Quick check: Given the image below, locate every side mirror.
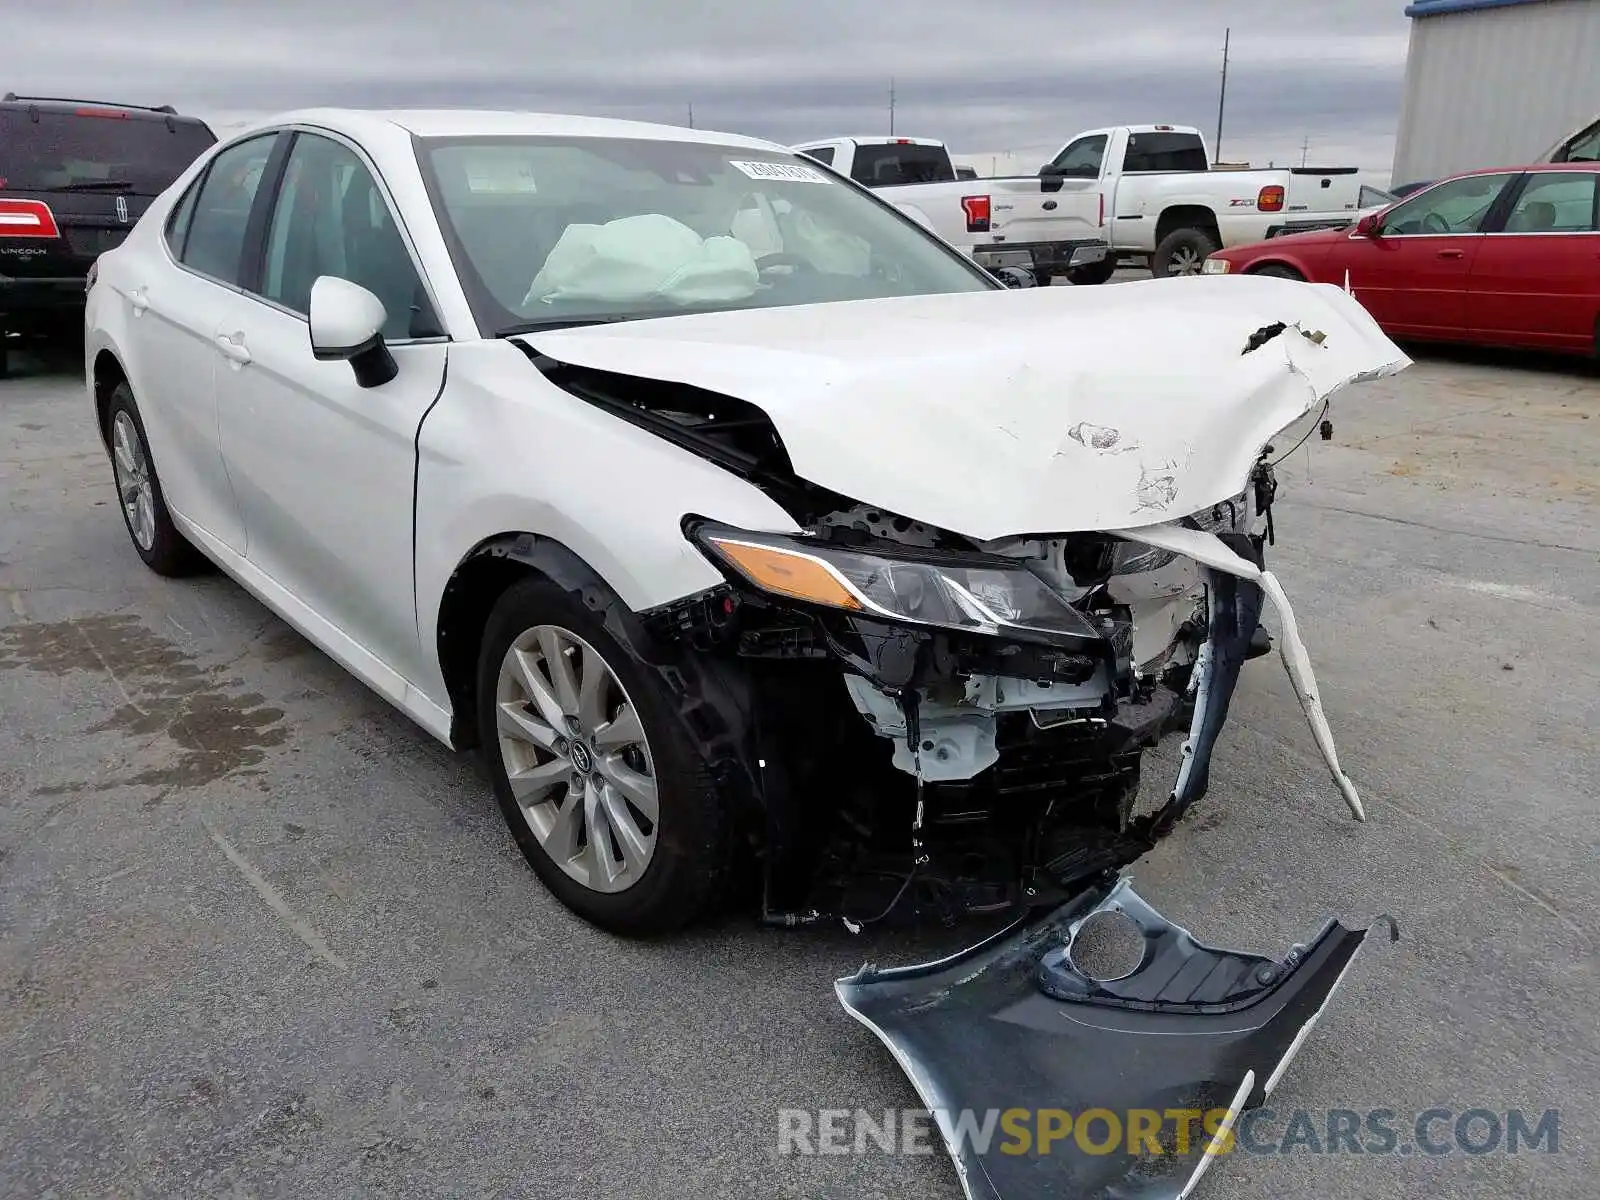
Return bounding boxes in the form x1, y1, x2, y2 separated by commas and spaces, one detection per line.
308, 276, 398, 388
1354, 212, 1383, 238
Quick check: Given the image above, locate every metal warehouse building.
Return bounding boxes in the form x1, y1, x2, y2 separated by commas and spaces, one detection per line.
1392, 0, 1600, 185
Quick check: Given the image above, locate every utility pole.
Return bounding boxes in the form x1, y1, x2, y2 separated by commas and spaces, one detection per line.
889, 77, 896, 136
1214, 28, 1230, 165
687, 103, 694, 128
1300, 135, 1311, 167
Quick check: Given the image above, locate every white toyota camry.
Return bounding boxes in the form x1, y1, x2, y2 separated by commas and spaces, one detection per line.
84, 108, 1406, 939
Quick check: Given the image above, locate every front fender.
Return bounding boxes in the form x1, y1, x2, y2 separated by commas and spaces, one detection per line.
412, 339, 803, 707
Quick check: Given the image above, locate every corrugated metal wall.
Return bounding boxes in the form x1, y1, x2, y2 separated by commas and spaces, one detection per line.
1392, 0, 1600, 184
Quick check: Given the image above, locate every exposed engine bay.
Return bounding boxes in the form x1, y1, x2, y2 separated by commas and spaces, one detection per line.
518, 275, 1409, 1200
524, 334, 1361, 929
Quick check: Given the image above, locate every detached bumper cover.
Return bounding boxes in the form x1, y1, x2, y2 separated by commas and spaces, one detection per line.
836, 875, 1387, 1200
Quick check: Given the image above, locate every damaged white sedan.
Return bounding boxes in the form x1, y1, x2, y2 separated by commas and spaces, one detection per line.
86, 108, 1407, 1199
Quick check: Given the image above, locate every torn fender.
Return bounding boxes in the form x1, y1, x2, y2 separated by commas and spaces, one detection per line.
837, 875, 1386, 1200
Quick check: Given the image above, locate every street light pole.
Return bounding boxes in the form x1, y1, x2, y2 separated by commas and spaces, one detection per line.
1214, 27, 1230, 164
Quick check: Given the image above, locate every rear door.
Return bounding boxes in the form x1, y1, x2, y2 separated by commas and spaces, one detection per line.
125, 131, 284, 555
1333, 172, 1518, 338
1466, 170, 1600, 351
0, 106, 215, 294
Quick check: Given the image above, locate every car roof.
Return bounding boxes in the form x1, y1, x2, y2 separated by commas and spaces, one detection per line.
1437, 162, 1600, 182
0, 94, 204, 124
234, 107, 783, 151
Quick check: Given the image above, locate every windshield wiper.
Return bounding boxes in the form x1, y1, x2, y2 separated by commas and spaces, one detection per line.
496, 306, 743, 337
496, 315, 637, 336
51, 179, 136, 192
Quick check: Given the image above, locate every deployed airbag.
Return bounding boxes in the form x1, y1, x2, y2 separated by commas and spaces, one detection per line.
836, 875, 1381, 1200
524, 213, 760, 307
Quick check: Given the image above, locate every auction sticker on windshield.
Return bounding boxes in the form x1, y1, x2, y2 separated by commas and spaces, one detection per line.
728, 160, 830, 184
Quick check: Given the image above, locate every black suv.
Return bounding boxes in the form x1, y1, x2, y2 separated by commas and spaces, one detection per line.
1, 95, 216, 374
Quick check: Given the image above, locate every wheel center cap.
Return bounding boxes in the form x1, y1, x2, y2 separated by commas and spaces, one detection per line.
568, 739, 595, 775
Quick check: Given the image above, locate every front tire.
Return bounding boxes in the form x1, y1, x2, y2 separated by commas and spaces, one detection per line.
476, 576, 730, 936
1252, 264, 1306, 282
105, 383, 208, 576
1153, 227, 1220, 277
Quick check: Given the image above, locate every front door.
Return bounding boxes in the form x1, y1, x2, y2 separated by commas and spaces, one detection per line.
1467, 170, 1600, 351
1334, 172, 1518, 339
214, 130, 448, 687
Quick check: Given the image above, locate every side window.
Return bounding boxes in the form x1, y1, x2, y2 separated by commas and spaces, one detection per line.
164, 175, 202, 258
260, 133, 435, 340
802, 146, 835, 167
1048, 135, 1107, 178
1500, 173, 1598, 233
1377, 172, 1515, 236
180, 134, 278, 283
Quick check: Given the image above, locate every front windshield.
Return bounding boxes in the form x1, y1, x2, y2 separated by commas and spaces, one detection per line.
415, 135, 997, 334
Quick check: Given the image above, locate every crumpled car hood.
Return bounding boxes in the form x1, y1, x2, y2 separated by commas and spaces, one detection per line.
523, 275, 1409, 541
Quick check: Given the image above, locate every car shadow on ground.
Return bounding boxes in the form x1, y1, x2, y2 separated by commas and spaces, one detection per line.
1398, 339, 1600, 379
1, 332, 84, 383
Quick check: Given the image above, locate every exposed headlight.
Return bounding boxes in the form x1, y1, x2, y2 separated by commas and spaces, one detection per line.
1201, 257, 1230, 274
693, 527, 1102, 643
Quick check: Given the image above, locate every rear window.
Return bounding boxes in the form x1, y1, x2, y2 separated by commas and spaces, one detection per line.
850, 143, 955, 186
1121, 132, 1209, 173
0, 109, 216, 195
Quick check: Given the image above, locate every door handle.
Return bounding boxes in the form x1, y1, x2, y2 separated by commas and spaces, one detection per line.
214, 332, 251, 366
129, 286, 148, 316
1436, 249, 1465, 260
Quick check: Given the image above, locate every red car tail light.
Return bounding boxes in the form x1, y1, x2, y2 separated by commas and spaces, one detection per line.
0, 197, 61, 238
1257, 185, 1286, 213
961, 194, 991, 233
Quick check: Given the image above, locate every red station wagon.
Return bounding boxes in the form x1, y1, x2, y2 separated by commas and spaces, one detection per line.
1201, 163, 1600, 358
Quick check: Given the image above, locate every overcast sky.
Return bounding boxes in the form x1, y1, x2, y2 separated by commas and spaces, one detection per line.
10, 0, 1412, 177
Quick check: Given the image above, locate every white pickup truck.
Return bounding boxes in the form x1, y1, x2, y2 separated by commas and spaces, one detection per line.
1034, 124, 1364, 281
791, 135, 1110, 284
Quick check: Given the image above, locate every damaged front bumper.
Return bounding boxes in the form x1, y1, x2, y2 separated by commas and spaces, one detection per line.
837, 874, 1393, 1200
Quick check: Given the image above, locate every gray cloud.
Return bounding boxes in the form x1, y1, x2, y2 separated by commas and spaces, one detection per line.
9, 0, 1410, 174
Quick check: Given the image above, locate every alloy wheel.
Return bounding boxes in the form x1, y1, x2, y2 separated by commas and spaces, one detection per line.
494, 625, 660, 894
111, 410, 156, 552
1167, 246, 1205, 276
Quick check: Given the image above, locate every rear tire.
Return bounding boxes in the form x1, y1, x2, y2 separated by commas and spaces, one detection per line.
1067, 257, 1118, 286
1252, 264, 1306, 282
1152, 227, 1220, 278
105, 383, 209, 577
475, 576, 731, 936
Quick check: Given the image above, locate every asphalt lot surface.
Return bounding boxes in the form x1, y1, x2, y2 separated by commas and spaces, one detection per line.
2, 310, 1596, 1199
